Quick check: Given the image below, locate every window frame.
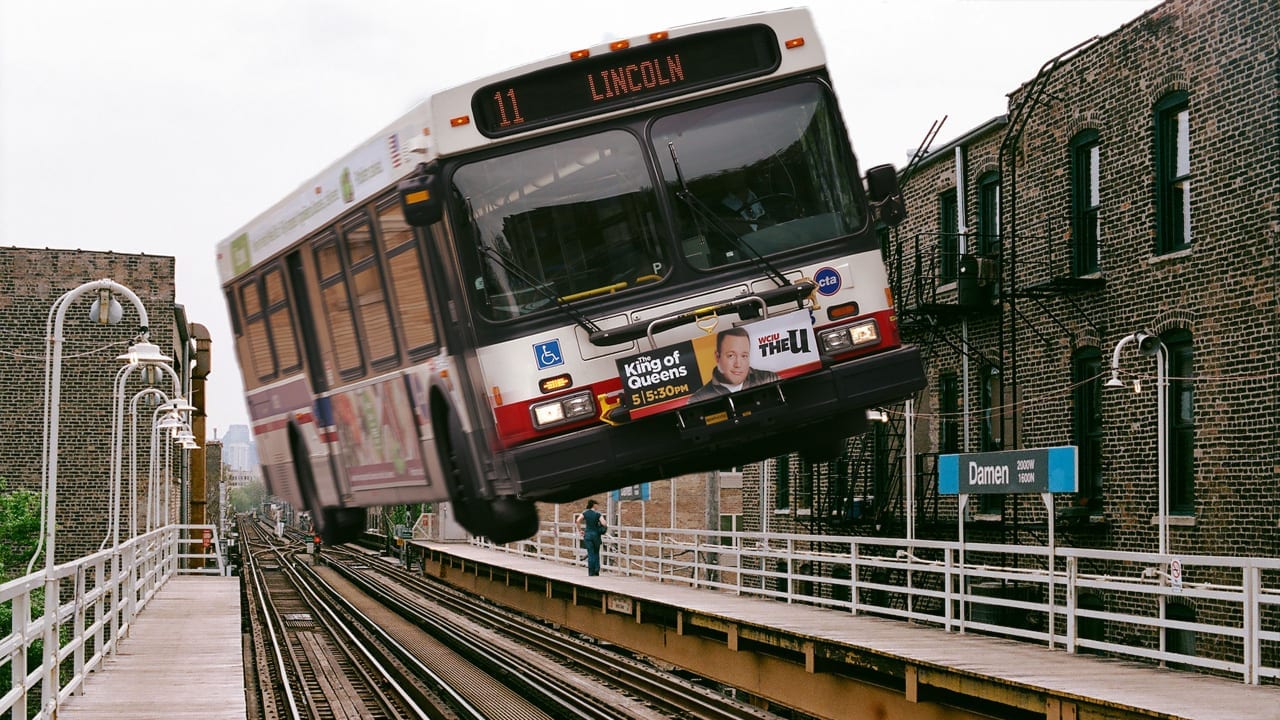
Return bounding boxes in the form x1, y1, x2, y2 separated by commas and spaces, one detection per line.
1165, 329, 1195, 513
976, 172, 1000, 257
313, 231, 367, 381
1070, 129, 1101, 275
1072, 347, 1104, 507
939, 372, 960, 454
938, 188, 959, 283
235, 264, 302, 385
1154, 91, 1191, 254
375, 198, 441, 362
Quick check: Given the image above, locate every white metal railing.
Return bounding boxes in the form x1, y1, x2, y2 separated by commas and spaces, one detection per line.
0, 524, 224, 720
479, 521, 1280, 685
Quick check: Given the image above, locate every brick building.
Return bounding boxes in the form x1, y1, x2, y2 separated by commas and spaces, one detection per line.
0, 247, 195, 562
741, 0, 1280, 560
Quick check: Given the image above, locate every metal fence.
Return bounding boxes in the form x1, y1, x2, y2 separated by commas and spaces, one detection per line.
482, 521, 1280, 685
0, 524, 225, 720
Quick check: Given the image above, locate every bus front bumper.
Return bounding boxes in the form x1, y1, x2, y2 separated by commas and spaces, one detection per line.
508, 345, 925, 503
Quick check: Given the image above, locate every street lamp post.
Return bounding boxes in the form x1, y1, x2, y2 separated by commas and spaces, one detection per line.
129, 388, 169, 538
151, 408, 186, 529
1107, 331, 1169, 556
106, 342, 180, 550
33, 280, 150, 717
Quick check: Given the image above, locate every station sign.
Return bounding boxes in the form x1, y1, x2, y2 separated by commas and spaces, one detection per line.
612, 483, 650, 502
938, 446, 1078, 495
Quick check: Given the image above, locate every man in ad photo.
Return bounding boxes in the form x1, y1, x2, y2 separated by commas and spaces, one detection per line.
688, 326, 780, 402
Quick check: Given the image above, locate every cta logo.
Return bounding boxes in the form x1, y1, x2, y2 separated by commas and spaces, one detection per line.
814, 266, 842, 296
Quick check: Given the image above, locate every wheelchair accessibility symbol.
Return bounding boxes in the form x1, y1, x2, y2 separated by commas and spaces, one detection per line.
534, 340, 564, 370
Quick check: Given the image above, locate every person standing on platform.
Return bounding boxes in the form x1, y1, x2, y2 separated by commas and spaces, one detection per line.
578, 499, 607, 576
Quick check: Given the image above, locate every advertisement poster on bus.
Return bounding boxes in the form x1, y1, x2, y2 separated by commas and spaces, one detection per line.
616, 310, 820, 419
329, 377, 425, 490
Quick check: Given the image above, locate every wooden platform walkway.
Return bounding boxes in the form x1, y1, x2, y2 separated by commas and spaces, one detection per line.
56, 575, 245, 720
417, 541, 1280, 720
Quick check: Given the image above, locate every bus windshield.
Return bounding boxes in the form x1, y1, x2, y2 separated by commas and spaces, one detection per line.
452, 130, 668, 321
450, 81, 863, 322
655, 82, 864, 270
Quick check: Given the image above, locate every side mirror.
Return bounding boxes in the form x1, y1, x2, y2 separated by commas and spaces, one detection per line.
865, 163, 907, 227
398, 162, 443, 227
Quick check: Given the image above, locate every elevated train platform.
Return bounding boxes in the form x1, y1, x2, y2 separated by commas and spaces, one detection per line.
413, 540, 1280, 720
55, 576, 245, 720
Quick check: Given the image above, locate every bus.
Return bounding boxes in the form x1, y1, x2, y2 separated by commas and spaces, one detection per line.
216, 8, 925, 544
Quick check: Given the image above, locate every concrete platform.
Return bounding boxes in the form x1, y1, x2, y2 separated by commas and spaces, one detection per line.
416, 541, 1280, 720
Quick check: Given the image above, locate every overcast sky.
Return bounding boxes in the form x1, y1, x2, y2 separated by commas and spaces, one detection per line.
0, 0, 1161, 439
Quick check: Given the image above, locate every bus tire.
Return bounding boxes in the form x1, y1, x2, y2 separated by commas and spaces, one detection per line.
437, 414, 539, 544
288, 421, 363, 544
286, 421, 322, 521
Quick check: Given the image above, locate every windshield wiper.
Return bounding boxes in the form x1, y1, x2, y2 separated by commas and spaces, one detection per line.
479, 246, 602, 335
667, 142, 789, 288
463, 195, 602, 335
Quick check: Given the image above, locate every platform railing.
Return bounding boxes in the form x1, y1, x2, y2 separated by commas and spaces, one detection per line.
481, 521, 1280, 685
0, 523, 224, 720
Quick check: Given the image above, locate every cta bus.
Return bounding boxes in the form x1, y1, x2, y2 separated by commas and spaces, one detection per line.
216, 8, 925, 544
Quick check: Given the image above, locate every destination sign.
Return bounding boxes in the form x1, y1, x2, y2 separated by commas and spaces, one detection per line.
472, 25, 780, 136
938, 446, 1078, 495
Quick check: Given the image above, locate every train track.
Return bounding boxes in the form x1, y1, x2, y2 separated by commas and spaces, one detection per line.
322, 543, 783, 720
241, 519, 436, 719
241, 518, 787, 720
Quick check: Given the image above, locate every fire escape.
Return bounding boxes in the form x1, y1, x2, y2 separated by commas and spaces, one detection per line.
811, 36, 1111, 540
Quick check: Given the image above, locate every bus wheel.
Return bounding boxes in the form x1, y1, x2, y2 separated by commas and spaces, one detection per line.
437, 416, 539, 544
482, 497, 539, 544
437, 415, 480, 530
286, 422, 323, 523
289, 421, 363, 544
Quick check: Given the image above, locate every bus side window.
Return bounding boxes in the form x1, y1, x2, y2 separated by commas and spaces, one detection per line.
343, 218, 398, 371
377, 200, 439, 360
314, 234, 366, 381
239, 277, 276, 384
263, 267, 302, 376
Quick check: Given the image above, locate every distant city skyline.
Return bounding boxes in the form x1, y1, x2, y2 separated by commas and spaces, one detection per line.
218, 423, 259, 473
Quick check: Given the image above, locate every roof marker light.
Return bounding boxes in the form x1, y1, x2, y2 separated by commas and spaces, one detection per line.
649, 31, 669, 42
570, 49, 590, 61
609, 40, 630, 51
450, 115, 471, 127
785, 37, 805, 49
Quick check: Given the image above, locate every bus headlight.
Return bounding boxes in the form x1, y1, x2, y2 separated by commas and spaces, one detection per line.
530, 390, 596, 429
818, 319, 880, 354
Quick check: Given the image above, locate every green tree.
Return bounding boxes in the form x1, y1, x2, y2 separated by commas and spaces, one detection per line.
0, 480, 42, 580
229, 480, 267, 514
0, 480, 47, 711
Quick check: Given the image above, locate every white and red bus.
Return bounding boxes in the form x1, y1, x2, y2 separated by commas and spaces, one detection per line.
216, 8, 924, 544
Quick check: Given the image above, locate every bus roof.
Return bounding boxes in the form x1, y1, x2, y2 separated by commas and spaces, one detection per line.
215, 102, 435, 283
215, 7, 820, 284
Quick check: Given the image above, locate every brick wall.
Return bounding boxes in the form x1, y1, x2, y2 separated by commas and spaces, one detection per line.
0, 247, 178, 562
737, 0, 1280, 561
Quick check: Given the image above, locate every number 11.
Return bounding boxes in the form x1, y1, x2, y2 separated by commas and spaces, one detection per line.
492, 88, 524, 127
